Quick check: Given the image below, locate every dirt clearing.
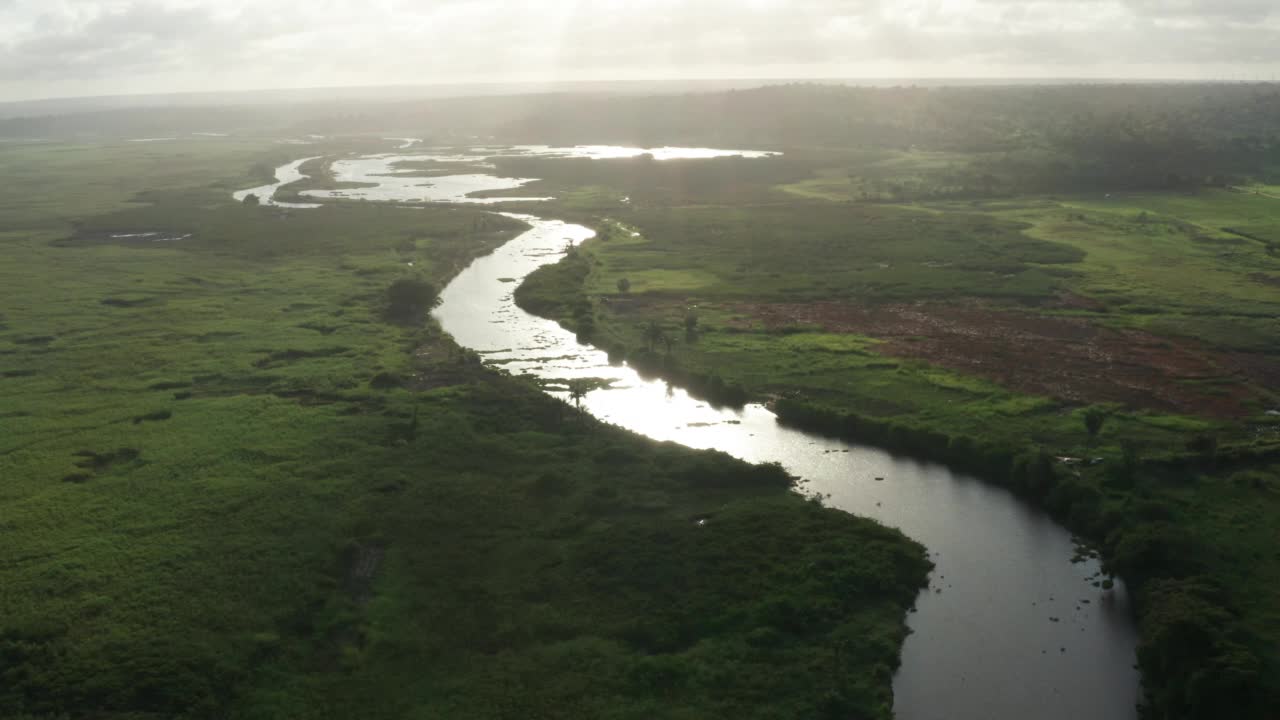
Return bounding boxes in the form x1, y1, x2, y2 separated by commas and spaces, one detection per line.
728, 300, 1272, 418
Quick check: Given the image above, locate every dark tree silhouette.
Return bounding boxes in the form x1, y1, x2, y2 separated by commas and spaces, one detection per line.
386, 276, 438, 322
643, 320, 665, 352
567, 379, 589, 411
1084, 407, 1108, 445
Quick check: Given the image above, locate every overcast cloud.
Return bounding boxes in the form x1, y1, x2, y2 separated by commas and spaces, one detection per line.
1, 0, 1278, 101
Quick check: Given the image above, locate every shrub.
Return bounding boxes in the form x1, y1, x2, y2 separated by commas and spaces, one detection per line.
369, 373, 403, 390
1084, 406, 1108, 443
385, 277, 438, 322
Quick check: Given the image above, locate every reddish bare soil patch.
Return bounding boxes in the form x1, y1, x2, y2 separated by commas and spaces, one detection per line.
728, 300, 1268, 418
1052, 291, 1109, 312
1219, 352, 1280, 397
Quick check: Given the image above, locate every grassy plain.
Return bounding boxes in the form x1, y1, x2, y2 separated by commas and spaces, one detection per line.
515, 152, 1280, 717
0, 141, 930, 719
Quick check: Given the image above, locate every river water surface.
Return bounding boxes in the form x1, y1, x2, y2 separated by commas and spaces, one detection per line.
233, 156, 323, 208
244, 146, 1141, 720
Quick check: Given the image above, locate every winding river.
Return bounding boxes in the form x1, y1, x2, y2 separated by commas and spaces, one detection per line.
233, 156, 323, 208
243, 146, 1141, 720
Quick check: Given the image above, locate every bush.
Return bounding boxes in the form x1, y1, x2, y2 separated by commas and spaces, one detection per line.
369, 372, 403, 390
1138, 578, 1267, 720
1084, 406, 1108, 443
385, 277, 438, 322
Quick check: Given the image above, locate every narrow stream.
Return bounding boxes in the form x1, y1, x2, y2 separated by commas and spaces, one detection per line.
233, 156, 323, 208
242, 148, 1142, 720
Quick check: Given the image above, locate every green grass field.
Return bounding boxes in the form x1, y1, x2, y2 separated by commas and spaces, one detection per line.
952, 193, 1280, 351
0, 141, 930, 719
778, 150, 978, 202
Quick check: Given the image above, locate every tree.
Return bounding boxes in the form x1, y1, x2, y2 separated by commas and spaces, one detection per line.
386, 276, 438, 322
242, 193, 261, 206
643, 320, 665, 353
1137, 577, 1264, 718
1023, 447, 1058, 496
567, 379, 589, 411
684, 310, 699, 338
661, 332, 675, 357
1107, 439, 1142, 488
1084, 407, 1108, 445
616, 277, 631, 294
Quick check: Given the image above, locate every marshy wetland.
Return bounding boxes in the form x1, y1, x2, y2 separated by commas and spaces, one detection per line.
4, 83, 1280, 720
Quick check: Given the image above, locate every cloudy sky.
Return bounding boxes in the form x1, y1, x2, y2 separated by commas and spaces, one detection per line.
2, 0, 1278, 101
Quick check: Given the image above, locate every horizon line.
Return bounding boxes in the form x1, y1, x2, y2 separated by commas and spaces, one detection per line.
5, 75, 1279, 107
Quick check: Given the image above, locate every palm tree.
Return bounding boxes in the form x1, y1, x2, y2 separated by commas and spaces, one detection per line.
568, 379, 588, 411
661, 332, 675, 357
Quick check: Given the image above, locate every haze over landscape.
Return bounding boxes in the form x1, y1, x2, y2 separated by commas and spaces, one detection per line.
3, 0, 1280, 101
2, 3, 1279, 720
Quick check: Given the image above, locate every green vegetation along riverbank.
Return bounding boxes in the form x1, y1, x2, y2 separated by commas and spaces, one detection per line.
513, 161, 1280, 719
0, 140, 931, 719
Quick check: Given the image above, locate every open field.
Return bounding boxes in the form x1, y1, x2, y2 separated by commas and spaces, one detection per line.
0, 141, 930, 719
0, 139, 297, 229
778, 150, 981, 203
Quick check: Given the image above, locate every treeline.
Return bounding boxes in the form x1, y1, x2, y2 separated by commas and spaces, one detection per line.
496, 83, 1280, 152
9, 83, 1280, 195
493, 84, 1280, 194
489, 154, 815, 205
773, 397, 1275, 720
